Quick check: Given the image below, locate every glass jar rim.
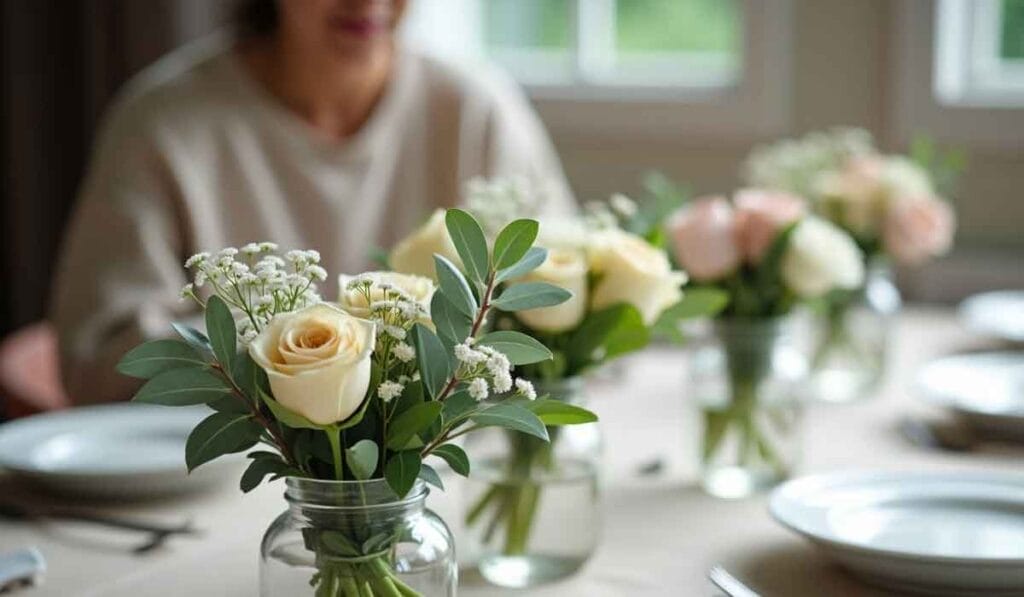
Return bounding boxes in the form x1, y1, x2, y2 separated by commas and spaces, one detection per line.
284, 477, 428, 511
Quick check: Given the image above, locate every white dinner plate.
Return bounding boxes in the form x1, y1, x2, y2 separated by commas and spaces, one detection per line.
0, 403, 233, 498
959, 291, 1024, 343
770, 471, 1024, 595
916, 351, 1024, 439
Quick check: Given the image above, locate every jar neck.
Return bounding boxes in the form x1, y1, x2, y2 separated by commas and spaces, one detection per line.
285, 477, 427, 528
528, 376, 586, 404
714, 316, 790, 383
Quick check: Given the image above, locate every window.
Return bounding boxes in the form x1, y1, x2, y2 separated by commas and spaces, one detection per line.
935, 0, 1024, 106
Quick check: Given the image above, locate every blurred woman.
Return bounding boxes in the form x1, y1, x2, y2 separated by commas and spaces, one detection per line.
52, 0, 572, 404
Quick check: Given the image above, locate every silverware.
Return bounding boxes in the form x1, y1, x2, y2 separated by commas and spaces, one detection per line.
708, 565, 760, 597
0, 502, 197, 554
0, 548, 45, 593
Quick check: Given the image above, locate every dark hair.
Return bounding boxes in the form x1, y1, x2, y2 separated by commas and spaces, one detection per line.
235, 0, 278, 37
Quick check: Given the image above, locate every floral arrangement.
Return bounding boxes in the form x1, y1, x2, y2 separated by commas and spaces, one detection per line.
386, 180, 712, 563
743, 127, 958, 265
666, 189, 865, 478
116, 210, 597, 597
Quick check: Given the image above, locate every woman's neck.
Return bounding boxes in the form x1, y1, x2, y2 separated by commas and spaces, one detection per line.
242, 35, 394, 141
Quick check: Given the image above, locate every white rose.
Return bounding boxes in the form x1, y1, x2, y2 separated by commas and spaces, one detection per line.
389, 209, 462, 280
881, 156, 933, 198
536, 216, 591, 251
587, 229, 686, 326
337, 271, 435, 320
780, 217, 865, 299
249, 303, 376, 426
513, 248, 588, 333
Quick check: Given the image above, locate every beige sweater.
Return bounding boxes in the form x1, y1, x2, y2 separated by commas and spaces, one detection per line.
51, 36, 573, 404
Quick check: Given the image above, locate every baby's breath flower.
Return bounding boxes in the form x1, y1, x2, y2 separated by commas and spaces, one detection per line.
455, 342, 487, 365
515, 378, 537, 400
217, 247, 239, 259
378, 380, 404, 402
258, 241, 278, 252
493, 371, 513, 394
468, 377, 489, 401
384, 325, 407, 341
393, 342, 415, 363
185, 252, 209, 268
194, 270, 207, 288
240, 242, 261, 255
308, 265, 328, 282
609, 193, 638, 218
179, 283, 194, 300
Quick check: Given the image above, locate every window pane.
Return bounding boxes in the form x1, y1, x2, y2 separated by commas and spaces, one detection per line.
1001, 0, 1024, 60
482, 0, 572, 84
611, 0, 741, 87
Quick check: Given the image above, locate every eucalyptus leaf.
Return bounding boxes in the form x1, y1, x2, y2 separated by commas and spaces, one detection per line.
471, 403, 549, 441
492, 282, 572, 312
386, 401, 442, 450
445, 208, 489, 285
412, 324, 451, 399
240, 456, 294, 493
117, 339, 206, 379
209, 395, 251, 414
492, 219, 538, 270
345, 439, 380, 480
567, 303, 648, 371
185, 412, 260, 472
133, 367, 232, 406
434, 255, 477, 317
440, 390, 477, 425
430, 443, 470, 477
524, 399, 599, 425
171, 322, 212, 354
231, 351, 259, 399
384, 450, 422, 498
205, 296, 237, 373
258, 388, 324, 430
495, 246, 548, 283
431, 292, 473, 344
477, 331, 552, 365
418, 463, 444, 490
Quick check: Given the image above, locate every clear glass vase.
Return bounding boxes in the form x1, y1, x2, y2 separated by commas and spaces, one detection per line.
807, 260, 902, 403
260, 478, 456, 597
463, 377, 601, 588
692, 318, 807, 499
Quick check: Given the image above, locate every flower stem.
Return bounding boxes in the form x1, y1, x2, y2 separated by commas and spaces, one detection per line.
327, 426, 344, 481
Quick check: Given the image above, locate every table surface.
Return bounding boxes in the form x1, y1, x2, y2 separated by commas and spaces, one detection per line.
2, 308, 1022, 597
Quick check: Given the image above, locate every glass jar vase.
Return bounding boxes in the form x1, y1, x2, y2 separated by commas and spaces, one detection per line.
807, 260, 902, 403
692, 318, 807, 499
261, 478, 456, 597
463, 377, 601, 588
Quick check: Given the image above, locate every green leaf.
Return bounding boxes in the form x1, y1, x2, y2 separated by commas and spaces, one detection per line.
171, 322, 212, 354
257, 388, 324, 430
418, 463, 444, 490
434, 255, 477, 318
345, 439, 379, 480
477, 330, 552, 365
412, 324, 451, 399
492, 219, 539, 270
445, 208, 490, 285
239, 455, 293, 493
524, 399, 599, 425
384, 450, 422, 498
471, 403, 549, 441
495, 246, 548, 283
386, 401, 443, 450
133, 367, 232, 406
492, 282, 572, 312
319, 531, 360, 557
209, 395, 250, 414
231, 350, 259, 399
568, 303, 649, 370
441, 390, 477, 425
116, 339, 206, 379
665, 287, 731, 319
431, 292, 472, 343
431, 443, 470, 476
205, 296, 237, 373
185, 412, 260, 471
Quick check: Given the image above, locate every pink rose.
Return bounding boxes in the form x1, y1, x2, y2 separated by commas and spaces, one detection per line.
666, 196, 742, 281
883, 195, 956, 265
733, 188, 806, 263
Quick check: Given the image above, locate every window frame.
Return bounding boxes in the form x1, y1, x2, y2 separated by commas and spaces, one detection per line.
934, 0, 1024, 107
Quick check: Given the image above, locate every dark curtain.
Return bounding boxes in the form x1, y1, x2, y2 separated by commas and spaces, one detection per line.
0, 0, 231, 336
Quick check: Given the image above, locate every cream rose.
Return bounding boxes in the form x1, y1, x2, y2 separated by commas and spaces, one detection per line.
588, 229, 686, 325
813, 155, 887, 236
337, 271, 435, 320
389, 209, 462, 280
513, 248, 588, 333
249, 303, 376, 426
780, 217, 865, 299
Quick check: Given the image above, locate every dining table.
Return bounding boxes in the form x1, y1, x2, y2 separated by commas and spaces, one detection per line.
1, 306, 1021, 597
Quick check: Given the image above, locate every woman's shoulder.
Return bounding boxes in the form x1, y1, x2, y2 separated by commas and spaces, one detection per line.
405, 47, 530, 112
99, 33, 243, 141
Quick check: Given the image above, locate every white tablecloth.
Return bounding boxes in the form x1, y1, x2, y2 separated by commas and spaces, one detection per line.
2, 308, 1022, 596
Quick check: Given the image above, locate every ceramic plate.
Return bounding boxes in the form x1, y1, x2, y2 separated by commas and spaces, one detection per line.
770, 471, 1024, 595
916, 351, 1024, 439
0, 403, 231, 498
959, 291, 1024, 343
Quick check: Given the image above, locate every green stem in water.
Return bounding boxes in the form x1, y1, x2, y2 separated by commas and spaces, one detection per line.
326, 426, 344, 481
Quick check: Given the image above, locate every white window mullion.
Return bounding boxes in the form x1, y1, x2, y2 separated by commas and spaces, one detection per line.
575, 0, 616, 84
